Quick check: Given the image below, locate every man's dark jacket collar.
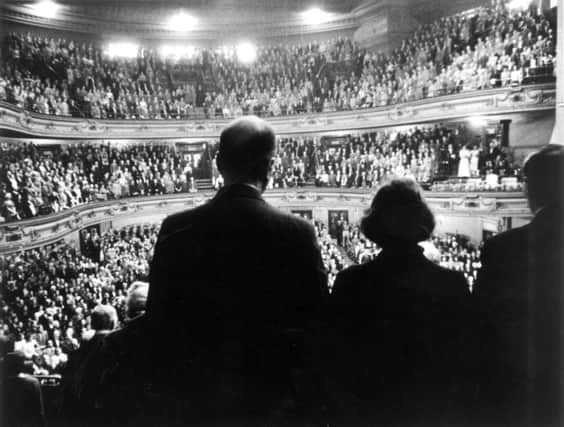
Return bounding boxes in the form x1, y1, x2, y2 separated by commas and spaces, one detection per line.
214, 183, 265, 203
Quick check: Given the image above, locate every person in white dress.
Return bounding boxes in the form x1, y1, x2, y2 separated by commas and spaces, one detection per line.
470, 144, 481, 177
458, 144, 471, 177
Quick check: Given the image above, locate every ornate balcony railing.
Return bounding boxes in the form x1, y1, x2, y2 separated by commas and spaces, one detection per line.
0, 83, 555, 139
0, 188, 529, 254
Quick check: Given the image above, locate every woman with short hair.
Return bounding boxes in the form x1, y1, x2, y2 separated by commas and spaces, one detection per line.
325, 179, 472, 426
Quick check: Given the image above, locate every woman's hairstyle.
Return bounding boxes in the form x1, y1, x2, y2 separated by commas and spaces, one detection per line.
360, 179, 435, 247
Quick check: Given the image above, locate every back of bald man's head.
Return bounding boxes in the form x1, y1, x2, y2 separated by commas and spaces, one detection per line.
217, 116, 276, 185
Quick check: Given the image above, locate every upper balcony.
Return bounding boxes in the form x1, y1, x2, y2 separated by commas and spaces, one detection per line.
0, 83, 556, 139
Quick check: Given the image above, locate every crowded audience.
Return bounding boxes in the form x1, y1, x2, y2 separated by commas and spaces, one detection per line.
313, 220, 349, 290
268, 125, 519, 190
0, 141, 201, 222
0, 93, 558, 427
0, 2, 555, 120
1, 216, 483, 375
0, 124, 519, 223
349, 0, 555, 108
433, 233, 481, 291
0, 224, 157, 374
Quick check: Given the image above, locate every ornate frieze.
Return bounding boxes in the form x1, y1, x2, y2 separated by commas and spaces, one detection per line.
0, 189, 529, 254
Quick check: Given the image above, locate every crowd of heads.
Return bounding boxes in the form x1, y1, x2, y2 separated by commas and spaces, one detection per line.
0, 123, 519, 223
0, 1, 555, 120
1, 213, 484, 374
268, 125, 518, 190
351, 0, 555, 108
0, 224, 156, 374
312, 219, 349, 290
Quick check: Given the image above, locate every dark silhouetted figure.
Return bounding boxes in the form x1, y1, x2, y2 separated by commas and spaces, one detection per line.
474, 144, 564, 427
324, 179, 471, 426
60, 304, 118, 426
2, 351, 46, 427
74, 284, 152, 427
144, 116, 328, 425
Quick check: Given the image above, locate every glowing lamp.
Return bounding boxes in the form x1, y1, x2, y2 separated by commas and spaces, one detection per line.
166, 11, 197, 32
301, 7, 332, 25
31, 0, 61, 19
236, 42, 257, 64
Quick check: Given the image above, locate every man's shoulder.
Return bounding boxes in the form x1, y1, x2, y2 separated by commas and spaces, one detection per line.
160, 203, 211, 237
424, 259, 469, 294
334, 262, 372, 285
483, 224, 529, 257
276, 209, 315, 234
248, 201, 316, 236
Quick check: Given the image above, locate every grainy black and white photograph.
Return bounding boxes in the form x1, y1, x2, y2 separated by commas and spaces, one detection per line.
0, 0, 562, 425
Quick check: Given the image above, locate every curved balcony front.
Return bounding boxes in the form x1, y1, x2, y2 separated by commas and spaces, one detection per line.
0, 84, 556, 139
0, 188, 530, 254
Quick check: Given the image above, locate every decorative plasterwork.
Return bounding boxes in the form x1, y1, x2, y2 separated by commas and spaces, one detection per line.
0, 84, 555, 140
0, 189, 529, 254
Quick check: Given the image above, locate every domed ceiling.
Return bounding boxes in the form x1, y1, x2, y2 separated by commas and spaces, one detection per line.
2, 0, 365, 40
2, 0, 488, 44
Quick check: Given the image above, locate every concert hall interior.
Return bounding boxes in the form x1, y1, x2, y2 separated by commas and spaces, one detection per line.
0, 0, 562, 426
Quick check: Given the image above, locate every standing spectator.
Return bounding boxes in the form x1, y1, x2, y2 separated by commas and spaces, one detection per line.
146, 116, 328, 425
458, 144, 471, 177
474, 145, 564, 427
323, 179, 471, 425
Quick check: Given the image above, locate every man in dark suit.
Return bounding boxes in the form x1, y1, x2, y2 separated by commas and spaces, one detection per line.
474, 144, 564, 427
146, 116, 328, 425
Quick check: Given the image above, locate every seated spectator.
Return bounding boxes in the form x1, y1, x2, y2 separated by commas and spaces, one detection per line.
323, 179, 471, 425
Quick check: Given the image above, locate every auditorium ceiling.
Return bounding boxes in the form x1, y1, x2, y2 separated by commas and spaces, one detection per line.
2, 0, 360, 36
1, 0, 488, 41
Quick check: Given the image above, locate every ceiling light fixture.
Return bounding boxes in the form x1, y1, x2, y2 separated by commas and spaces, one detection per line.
31, 0, 61, 19
236, 42, 257, 64
301, 7, 332, 25
166, 11, 197, 32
